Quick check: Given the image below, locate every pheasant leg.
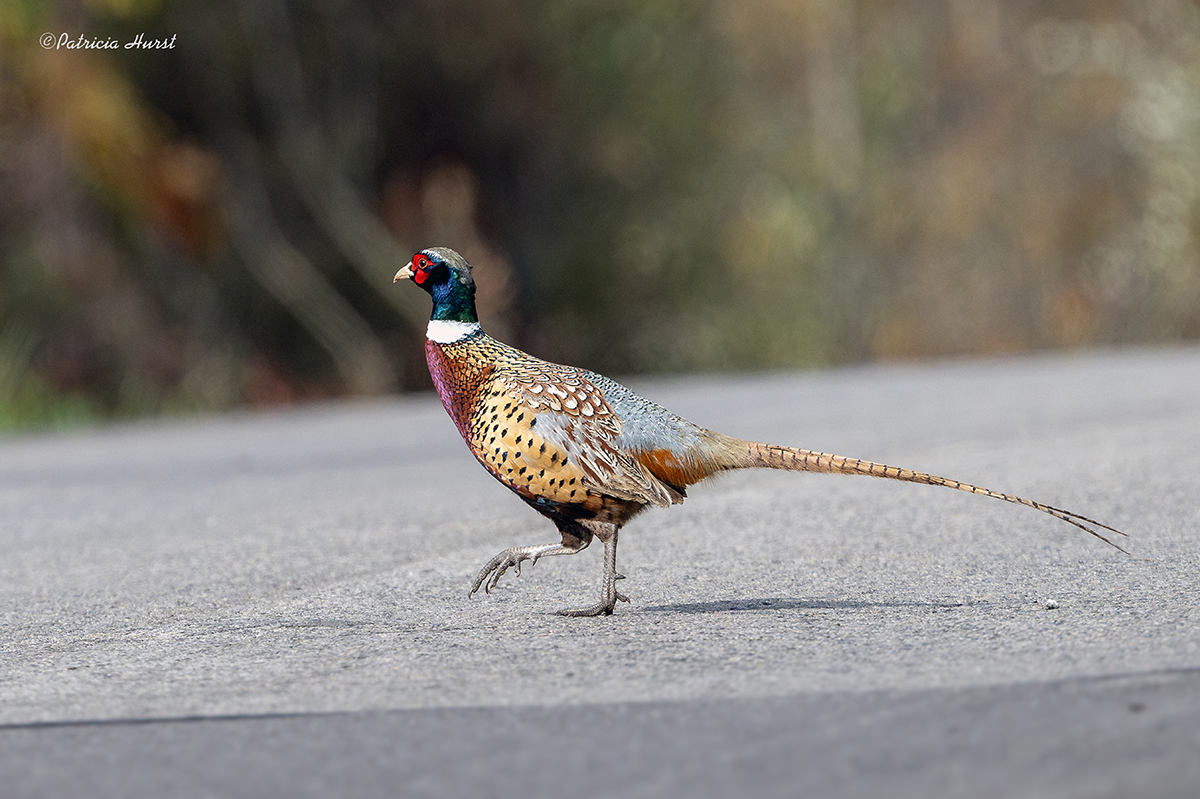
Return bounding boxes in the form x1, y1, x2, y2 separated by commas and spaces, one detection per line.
557, 528, 629, 617
468, 541, 587, 598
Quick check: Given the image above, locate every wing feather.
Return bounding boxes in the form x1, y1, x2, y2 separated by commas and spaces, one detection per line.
491, 366, 683, 507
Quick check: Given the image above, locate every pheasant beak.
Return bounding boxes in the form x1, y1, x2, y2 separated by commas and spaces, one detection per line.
393, 265, 415, 282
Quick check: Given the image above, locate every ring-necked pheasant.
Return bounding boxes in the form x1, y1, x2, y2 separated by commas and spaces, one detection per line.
396, 247, 1127, 616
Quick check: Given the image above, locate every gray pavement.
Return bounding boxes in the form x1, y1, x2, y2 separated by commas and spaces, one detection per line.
2, 346, 1199, 797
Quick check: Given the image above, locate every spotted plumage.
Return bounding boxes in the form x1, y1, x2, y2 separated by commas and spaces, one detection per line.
426, 329, 687, 520
396, 247, 1128, 616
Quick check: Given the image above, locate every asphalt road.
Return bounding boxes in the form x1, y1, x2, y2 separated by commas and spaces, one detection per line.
2, 346, 1199, 798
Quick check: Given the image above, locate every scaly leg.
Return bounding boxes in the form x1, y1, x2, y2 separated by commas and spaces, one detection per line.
557, 525, 629, 617
468, 539, 589, 598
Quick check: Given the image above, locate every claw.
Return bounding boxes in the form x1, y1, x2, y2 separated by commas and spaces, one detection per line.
468, 540, 589, 609
469, 543, 574, 601
470, 548, 528, 598
557, 603, 616, 617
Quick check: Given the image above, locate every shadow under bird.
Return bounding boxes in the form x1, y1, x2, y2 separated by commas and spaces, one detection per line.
395, 247, 1128, 616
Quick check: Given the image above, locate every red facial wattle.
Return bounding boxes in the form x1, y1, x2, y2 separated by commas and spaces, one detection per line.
411, 254, 434, 285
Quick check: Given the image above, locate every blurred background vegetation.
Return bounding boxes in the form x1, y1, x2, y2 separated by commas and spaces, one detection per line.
2, 0, 1199, 429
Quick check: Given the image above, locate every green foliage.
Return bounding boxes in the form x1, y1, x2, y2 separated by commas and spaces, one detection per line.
0, 325, 98, 431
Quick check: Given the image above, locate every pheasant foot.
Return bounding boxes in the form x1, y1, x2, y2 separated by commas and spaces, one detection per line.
468, 542, 584, 598
556, 590, 630, 617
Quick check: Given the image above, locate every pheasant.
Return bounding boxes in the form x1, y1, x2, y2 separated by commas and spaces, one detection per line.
395, 247, 1127, 616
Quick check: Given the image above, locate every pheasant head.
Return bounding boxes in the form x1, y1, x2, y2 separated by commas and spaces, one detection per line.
394, 247, 478, 324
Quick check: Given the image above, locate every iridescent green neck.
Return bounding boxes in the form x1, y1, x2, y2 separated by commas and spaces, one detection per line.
429, 276, 479, 323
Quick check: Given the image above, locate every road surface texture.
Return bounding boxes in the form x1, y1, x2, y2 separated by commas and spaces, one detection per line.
2, 347, 1199, 798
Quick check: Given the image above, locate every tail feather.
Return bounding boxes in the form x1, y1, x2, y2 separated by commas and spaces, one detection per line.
741, 441, 1129, 553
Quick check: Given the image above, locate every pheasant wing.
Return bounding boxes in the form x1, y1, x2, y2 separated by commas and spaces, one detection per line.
473, 364, 681, 509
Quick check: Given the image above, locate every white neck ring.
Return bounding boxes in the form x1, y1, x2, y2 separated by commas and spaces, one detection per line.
426, 319, 481, 344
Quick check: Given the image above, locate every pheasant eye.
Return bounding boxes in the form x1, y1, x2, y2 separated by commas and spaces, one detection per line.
412, 254, 433, 284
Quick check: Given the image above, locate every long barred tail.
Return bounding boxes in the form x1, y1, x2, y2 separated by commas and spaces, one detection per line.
741, 442, 1129, 553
